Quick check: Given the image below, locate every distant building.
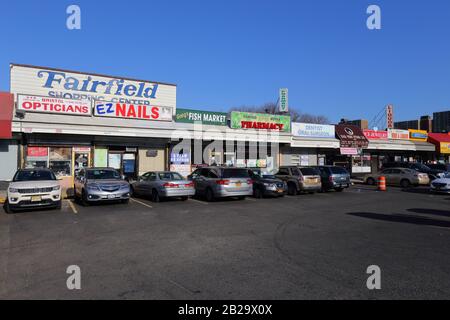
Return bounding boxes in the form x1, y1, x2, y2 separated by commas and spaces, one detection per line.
419, 115, 433, 132
394, 120, 419, 130
339, 119, 368, 130
433, 111, 450, 133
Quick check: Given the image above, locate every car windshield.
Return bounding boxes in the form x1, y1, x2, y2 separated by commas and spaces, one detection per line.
411, 163, 431, 171
262, 174, 277, 179
300, 168, 320, 176
330, 167, 348, 175
13, 170, 56, 182
222, 169, 250, 178
158, 172, 184, 181
86, 169, 120, 180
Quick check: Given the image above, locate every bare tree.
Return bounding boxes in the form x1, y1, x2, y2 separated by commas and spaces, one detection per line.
230, 102, 330, 124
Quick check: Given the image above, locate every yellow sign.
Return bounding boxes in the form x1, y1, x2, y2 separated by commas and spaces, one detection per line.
440, 142, 450, 154
408, 129, 428, 141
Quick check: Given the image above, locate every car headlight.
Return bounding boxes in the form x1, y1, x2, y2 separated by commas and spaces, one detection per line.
8, 187, 18, 193
87, 184, 100, 190
52, 185, 61, 191
263, 183, 270, 187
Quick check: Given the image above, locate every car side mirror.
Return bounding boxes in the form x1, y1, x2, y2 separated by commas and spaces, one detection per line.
121, 175, 126, 180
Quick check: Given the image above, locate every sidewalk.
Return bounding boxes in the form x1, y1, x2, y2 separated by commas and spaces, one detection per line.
0, 181, 7, 203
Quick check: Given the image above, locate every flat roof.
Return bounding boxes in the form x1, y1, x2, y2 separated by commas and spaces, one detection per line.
10, 63, 177, 87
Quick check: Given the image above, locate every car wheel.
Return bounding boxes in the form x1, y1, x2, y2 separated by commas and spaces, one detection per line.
287, 183, 296, 196
366, 177, 376, 186
3, 200, 14, 214
151, 189, 160, 202
254, 187, 263, 199
335, 188, 344, 192
81, 190, 90, 206
400, 179, 411, 189
180, 196, 188, 201
205, 188, 215, 202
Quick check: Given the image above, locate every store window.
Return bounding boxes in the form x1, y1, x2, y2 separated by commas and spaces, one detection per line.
352, 154, 371, 173
25, 146, 49, 169
49, 147, 72, 177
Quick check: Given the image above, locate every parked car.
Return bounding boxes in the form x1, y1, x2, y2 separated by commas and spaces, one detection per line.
381, 162, 444, 180
188, 167, 253, 201
131, 171, 195, 202
248, 169, 286, 198
314, 165, 351, 192
365, 168, 430, 188
427, 163, 450, 173
4, 168, 61, 213
430, 172, 450, 194
74, 167, 130, 205
275, 166, 322, 195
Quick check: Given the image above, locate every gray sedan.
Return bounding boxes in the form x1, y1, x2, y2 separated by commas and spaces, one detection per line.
131, 171, 195, 202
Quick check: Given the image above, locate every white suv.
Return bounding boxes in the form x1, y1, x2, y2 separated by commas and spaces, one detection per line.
4, 168, 62, 213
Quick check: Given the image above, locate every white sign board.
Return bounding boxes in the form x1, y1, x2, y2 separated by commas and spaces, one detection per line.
292, 122, 335, 138
10, 64, 177, 112
17, 94, 91, 116
94, 101, 172, 121
279, 88, 288, 112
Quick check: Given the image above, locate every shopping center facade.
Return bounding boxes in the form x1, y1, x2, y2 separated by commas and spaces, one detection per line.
0, 64, 448, 195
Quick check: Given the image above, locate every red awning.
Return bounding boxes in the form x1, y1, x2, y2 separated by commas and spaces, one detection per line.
0, 92, 14, 139
428, 133, 450, 143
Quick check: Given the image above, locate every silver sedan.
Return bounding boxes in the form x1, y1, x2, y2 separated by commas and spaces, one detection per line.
131, 171, 195, 202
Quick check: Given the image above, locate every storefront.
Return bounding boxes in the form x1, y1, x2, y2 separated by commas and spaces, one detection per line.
285, 122, 339, 167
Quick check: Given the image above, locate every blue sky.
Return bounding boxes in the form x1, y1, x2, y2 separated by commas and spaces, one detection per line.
1, 0, 450, 124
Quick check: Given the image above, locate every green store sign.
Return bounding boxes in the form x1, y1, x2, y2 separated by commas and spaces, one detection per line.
230, 111, 291, 132
175, 108, 228, 126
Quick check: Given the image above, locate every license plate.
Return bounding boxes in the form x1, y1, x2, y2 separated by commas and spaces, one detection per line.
108, 194, 116, 199
235, 182, 242, 187
31, 195, 42, 202
277, 189, 284, 193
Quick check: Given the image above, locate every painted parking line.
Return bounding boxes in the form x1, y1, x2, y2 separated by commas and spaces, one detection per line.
130, 198, 153, 209
188, 198, 208, 205
67, 200, 78, 214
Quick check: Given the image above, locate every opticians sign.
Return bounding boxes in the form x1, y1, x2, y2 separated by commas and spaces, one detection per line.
292, 123, 335, 138
230, 111, 291, 132
17, 94, 92, 116
10, 64, 176, 110
175, 108, 227, 126
94, 101, 172, 121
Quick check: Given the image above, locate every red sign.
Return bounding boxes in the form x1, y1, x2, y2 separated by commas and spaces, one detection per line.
363, 129, 388, 140
17, 95, 92, 116
335, 124, 369, 148
240, 121, 284, 131
27, 147, 48, 157
0, 92, 14, 139
386, 105, 394, 129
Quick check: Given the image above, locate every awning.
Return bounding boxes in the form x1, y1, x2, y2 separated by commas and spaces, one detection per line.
291, 137, 340, 148
428, 133, 450, 154
366, 139, 435, 152
335, 124, 369, 148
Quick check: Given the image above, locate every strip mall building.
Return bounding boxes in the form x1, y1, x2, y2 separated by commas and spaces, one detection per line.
0, 64, 447, 196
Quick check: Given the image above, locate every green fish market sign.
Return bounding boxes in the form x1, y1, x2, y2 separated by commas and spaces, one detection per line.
175, 108, 227, 126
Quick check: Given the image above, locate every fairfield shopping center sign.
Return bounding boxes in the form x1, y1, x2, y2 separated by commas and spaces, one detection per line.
10, 64, 177, 111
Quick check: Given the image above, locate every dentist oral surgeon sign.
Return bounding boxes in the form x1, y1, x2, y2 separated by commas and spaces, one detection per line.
10, 64, 177, 112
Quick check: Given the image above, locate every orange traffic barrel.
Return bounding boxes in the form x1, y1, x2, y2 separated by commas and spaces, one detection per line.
378, 176, 386, 191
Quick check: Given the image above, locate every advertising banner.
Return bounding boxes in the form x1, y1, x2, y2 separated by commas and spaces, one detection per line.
363, 129, 388, 140
440, 142, 450, 154
27, 146, 48, 158
170, 152, 190, 164
335, 124, 369, 148
292, 123, 335, 138
17, 94, 91, 116
409, 129, 428, 141
340, 148, 359, 155
94, 101, 172, 121
11, 65, 176, 110
388, 129, 410, 140
175, 108, 227, 126
230, 111, 291, 132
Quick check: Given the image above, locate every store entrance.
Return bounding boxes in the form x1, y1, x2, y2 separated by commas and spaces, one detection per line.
107, 151, 137, 181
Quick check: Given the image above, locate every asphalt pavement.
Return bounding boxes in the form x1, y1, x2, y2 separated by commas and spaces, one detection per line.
0, 185, 449, 299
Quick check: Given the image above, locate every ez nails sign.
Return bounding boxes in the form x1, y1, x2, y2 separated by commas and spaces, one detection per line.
94, 101, 172, 121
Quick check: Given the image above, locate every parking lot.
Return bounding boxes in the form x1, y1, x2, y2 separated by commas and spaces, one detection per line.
1, 185, 450, 299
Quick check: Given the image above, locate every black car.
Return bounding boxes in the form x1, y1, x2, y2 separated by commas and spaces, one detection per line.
381, 162, 444, 180
314, 166, 351, 192
427, 163, 450, 173
248, 169, 286, 198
